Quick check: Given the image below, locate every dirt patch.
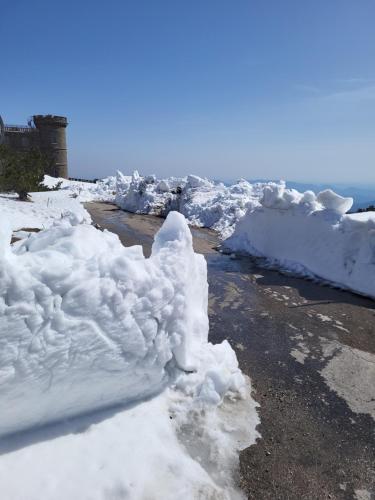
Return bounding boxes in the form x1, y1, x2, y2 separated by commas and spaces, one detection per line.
11, 227, 41, 244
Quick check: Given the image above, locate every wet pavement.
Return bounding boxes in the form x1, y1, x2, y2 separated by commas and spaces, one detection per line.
86, 202, 375, 500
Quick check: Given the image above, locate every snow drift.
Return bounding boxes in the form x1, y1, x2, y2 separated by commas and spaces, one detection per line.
43, 174, 118, 202
0, 175, 117, 234
0, 190, 91, 232
226, 183, 375, 299
0, 211, 245, 437
115, 170, 271, 239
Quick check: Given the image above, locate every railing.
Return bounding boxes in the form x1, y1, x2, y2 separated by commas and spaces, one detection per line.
69, 177, 98, 184
4, 125, 36, 133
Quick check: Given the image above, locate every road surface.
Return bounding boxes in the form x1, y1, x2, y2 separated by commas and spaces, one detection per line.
86, 202, 375, 500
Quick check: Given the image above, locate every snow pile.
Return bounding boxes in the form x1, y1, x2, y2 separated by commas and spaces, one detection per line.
0, 175, 119, 234
182, 176, 266, 239
0, 190, 91, 232
0, 387, 258, 500
226, 183, 375, 298
0, 211, 259, 498
1, 211, 225, 436
116, 170, 270, 238
260, 181, 353, 214
43, 174, 119, 202
115, 170, 175, 215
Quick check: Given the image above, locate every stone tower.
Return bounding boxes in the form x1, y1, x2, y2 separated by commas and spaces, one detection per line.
32, 115, 68, 178
0, 114, 69, 178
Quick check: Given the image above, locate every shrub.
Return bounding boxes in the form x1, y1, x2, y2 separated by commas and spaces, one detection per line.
0, 145, 46, 201
357, 204, 375, 213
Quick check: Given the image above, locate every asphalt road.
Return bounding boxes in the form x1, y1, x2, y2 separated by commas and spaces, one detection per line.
86, 202, 375, 500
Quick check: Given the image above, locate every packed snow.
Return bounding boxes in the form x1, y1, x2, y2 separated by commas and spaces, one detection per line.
0, 190, 91, 232
43, 174, 118, 202
115, 170, 271, 239
0, 210, 240, 434
0, 175, 118, 234
3, 169, 374, 300
0, 211, 259, 499
226, 182, 375, 299
114, 172, 375, 299
3, 165, 374, 496
0, 387, 259, 500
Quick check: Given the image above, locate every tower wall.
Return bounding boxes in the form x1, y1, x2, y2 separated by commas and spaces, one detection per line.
33, 115, 68, 178
3, 128, 40, 151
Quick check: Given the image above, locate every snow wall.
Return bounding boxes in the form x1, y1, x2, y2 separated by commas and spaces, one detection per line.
115, 170, 269, 239
226, 183, 375, 299
0, 211, 240, 437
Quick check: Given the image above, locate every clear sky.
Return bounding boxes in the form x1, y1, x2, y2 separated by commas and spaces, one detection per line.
2, 0, 375, 183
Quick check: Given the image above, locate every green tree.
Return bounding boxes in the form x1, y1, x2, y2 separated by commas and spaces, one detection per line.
0, 145, 46, 201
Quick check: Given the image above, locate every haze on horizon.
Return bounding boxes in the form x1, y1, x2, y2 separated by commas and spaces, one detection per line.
2, 0, 375, 184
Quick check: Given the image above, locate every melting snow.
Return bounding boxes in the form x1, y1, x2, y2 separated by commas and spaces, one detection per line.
0, 209, 259, 498
226, 182, 375, 299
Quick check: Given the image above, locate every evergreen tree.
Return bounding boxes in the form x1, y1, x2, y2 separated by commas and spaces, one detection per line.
0, 145, 45, 201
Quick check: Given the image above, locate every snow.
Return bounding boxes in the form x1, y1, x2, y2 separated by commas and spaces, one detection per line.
0, 191, 91, 232
260, 182, 353, 215
316, 189, 353, 214
115, 170, 272, 239
114, 171, 375, 301
0, 211, 259, 498
225, 182, 375, 299
0, 211, 222, 434
4, 171, 373, 300
0, 175, 119, 234
43, 174, 118, 202
0, 387, 259, 500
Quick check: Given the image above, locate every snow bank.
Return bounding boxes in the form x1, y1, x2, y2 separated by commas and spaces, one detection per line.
226, 183, 375, 298
115, 170, 271, 239
260, 181, 353, 214
0, 211, 247, 437
0, 385, 259, 500
0, 211, 259, 498
43, 174, 118, 202
1, 175, 118, 237
0, 190, 91, 232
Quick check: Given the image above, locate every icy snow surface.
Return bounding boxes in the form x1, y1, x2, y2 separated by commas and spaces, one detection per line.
43, 174, 118, 202
226, 182, 375, 299
0, 211, 259, 499
0, 190, 90, 232
0, 175, 118, 233
0, 387, 259, 500
115, 170, 271, 239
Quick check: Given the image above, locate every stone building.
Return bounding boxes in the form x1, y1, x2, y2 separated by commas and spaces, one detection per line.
0, 114, 68, 178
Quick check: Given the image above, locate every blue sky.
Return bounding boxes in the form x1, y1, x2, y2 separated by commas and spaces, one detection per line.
2, 0, 375, 183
